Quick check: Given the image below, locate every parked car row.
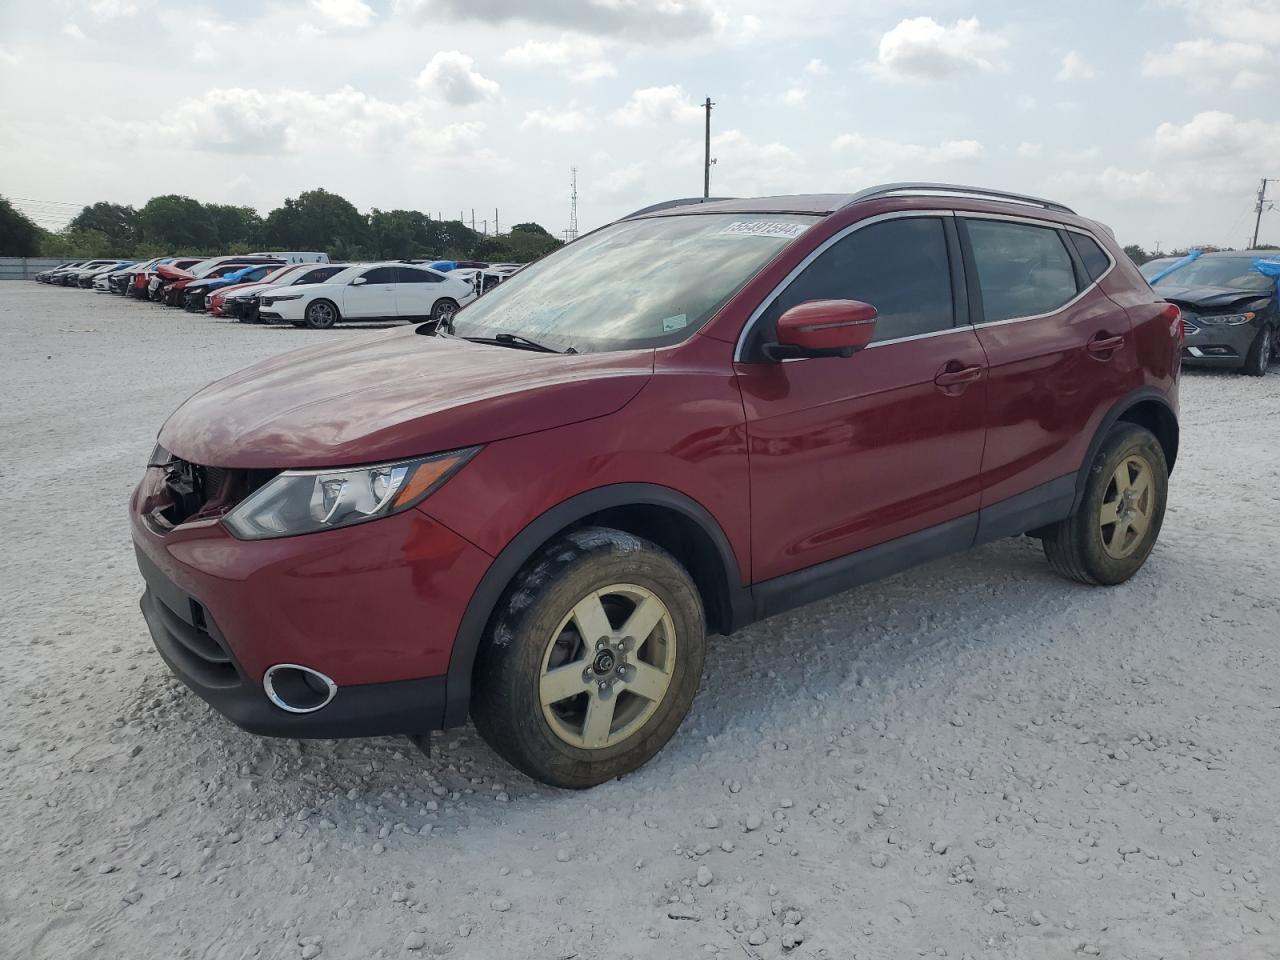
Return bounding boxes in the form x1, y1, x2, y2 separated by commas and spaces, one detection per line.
34, 253, 520, 330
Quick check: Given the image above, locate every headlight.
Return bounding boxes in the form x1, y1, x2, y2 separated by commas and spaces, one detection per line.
222, 447, 480, 540
262, 293, 303, 306
148, 443, 174, 467
1200, 312, 1255, 325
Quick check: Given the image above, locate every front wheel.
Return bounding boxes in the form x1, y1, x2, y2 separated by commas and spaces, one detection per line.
1243, 325, 1273, 377
430, 298, 459, 327
304, 299, 339, 330
471, 527, 706, 789
1042, 423, 1168, 585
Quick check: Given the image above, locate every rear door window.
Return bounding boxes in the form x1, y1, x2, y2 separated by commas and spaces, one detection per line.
752, 216, 954, 353
397, 267, 443, 283
963, 220, 1079, 323
361, 267, 397, 284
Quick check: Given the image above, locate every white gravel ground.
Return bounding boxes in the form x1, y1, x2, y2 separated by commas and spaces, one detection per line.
3, 283, 1280, 960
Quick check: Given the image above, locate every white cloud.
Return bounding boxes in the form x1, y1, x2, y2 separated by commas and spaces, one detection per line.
415, 51, 500, 106
611, 85, 702, 126
1152, 111, 1280, 161
63, 24, 87, 40
594, 162, 647, 197
502, 33, 616, 82
782, 86, 808, 106
116, 86, 422, 155
309, 0, 375, 29
697, 129, 801, 196
832, 132, 985, 164
392, 0, 716, 40
89, 0, 140, 18
1161, 0, 1280, 46
521, 107, 592, 132
804, 57, 828, 75
1016, 141, 1043, 158
1054, 111, 1280, 208
1141, 38, 1272, 90
870, 17, 1007, 82
1056, 51, 1095, 81
0, 45, 20, 66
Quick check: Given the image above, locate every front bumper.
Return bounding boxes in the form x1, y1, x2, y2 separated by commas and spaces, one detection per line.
130, 475, 493, 737
1180, 317, 1258, 367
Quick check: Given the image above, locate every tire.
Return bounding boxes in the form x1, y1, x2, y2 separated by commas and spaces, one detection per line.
471, 527, 706, 789
430, 298, 459, 327
304, 299, 339, 330
1243, 325, 1273, 377
1042, 423, 1168, 586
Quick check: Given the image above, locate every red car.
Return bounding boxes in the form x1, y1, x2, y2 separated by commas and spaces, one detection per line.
132, 184, 1181, 788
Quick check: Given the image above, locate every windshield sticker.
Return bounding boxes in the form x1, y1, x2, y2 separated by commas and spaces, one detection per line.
717, 220, 807, 240
661, 314, 688, 333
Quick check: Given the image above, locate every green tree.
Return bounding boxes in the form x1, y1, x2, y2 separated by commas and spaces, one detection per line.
1123, 244, 1151, 266
137, 194, 219, 251
39, 229, 116, 258
262, 188, 367, 255
206, 203, 263, 250
477, 224, 562, 263
368, 208, 435, 259
67, 201, 139, 249
0, 197, 43, 256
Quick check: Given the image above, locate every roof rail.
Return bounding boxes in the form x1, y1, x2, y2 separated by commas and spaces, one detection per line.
622, 197, 736, 219
845, 182, 1075, 215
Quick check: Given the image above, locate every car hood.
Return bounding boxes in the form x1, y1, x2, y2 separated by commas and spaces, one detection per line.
158, 328, 655, 468
156, 264, 194, 281
213, 280, 266, 299
1158, 283, 1272, 310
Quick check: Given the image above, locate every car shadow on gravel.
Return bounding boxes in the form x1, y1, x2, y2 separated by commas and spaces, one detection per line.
126, 534, 1091, 820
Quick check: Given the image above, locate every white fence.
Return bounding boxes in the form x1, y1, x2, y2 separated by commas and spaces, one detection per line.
0, 257, 68, 280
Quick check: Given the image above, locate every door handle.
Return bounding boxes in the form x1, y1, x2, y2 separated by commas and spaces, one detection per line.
934, 363, 983, 388
1087, 333, 1125, 357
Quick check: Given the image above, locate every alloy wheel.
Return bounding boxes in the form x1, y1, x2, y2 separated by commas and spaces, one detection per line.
1099, 455, 1155, 559
538, 584, 677, 750
308, 302, 336, 328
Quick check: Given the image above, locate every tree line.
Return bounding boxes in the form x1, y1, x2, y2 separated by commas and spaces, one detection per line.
0, 189, 563, 263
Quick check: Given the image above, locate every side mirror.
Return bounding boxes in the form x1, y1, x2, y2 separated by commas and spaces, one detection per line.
766, 299, 878, 361
351, 276, 368, 286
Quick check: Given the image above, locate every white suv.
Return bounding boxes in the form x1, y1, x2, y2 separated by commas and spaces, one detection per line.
256, 262, 476, 329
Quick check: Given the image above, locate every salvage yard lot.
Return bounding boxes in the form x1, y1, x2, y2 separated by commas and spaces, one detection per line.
2, 283, 1279, 959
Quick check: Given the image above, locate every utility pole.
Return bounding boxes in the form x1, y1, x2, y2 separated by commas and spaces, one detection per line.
1252, 178, 1276, 249
482, 219, 488, 235
703, 97, 715, 198
495, 208, 499, 235
471, 209, 476, 232
567, 166, 579, 242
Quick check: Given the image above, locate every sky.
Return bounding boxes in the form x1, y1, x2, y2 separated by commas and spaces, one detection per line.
0, 0, 1278, 250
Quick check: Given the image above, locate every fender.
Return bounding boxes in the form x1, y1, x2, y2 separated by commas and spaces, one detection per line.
441, 483, 749, 727
1072, 386, 1178, 513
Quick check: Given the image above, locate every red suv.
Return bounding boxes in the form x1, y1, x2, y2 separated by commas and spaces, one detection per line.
132, 183, 1181, 788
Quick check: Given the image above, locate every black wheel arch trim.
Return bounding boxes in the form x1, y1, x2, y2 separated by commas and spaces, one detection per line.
1073, 386, 1178, 513
440, 482, 750, 727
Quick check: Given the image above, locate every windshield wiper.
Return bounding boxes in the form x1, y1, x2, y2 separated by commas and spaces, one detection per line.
465, 332, 575, 354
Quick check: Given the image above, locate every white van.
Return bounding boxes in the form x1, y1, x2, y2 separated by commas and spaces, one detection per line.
253, 251, 330, 264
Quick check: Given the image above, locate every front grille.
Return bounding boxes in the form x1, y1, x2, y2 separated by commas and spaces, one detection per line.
150, 592, 241, 689
154, 458, 278, 530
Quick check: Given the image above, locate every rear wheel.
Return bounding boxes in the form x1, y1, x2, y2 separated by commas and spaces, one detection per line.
1243, 325, 1273, 377
304, 299, 339, 330
1042, 423, 1168, 585
471, 527, 706, 789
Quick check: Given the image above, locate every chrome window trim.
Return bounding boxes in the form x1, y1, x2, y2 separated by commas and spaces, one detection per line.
733, 209, 956, 362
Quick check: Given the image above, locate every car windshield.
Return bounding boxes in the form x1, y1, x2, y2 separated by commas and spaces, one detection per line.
1139, 258, 1176, 279
445, 213, 819, 352
1153, 257, 1275, 292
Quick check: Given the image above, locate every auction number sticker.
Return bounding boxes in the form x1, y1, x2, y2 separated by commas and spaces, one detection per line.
718, 221, 807, 240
